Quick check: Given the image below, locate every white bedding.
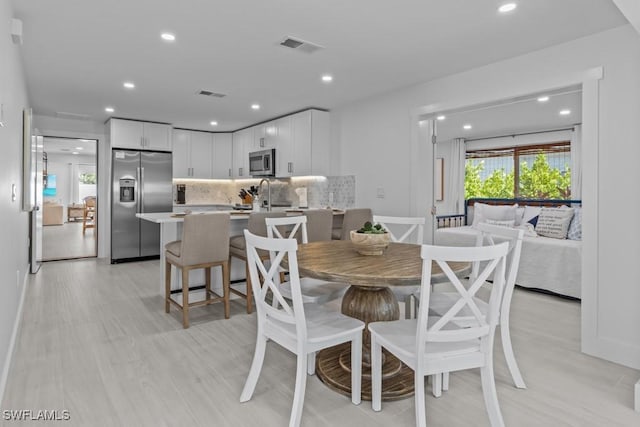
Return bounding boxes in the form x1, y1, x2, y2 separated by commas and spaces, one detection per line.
435, 226, 581, 299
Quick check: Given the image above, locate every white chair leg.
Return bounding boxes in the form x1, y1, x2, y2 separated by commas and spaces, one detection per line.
431, 374, 442, 397
415, 371, 427, 427
240, 335, 268, 403
290, 353, 308, 427
480, 361, 505, 427
351, 333, 362, 405
371, 334, 382, 412
442, 371, 449, 391
500, 320, 526, 389
307, 352, 316, 375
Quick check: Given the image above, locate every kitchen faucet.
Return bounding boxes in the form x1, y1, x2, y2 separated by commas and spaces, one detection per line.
258, 178, 271, 212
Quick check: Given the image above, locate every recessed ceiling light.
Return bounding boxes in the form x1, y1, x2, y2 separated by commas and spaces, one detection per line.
72, 152, 79, 155
498, 3, 517, 13
161, 33, 176, 42
251, 104, 260, 110
437, 115, 446, 121
537, 96, 549, 102
463, 124, 472, 130
105, 107, 115, 113
321, 74, 333, 83
559, 109, 571, 115
123, 82, 135, 89
210, 121, 218, 126
75, 147, 84, 150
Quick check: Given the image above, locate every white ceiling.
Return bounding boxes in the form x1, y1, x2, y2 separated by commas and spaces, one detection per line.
434, 87, 582, 142
11, 0, 626, 132
43, 137, 97, 156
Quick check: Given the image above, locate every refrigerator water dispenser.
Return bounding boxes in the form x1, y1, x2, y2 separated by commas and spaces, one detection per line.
119, 179, 136, 203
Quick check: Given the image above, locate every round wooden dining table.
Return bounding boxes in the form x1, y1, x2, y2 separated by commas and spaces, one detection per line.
295, 240, 471, 401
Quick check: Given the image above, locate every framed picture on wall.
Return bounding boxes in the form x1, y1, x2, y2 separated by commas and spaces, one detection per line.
435, 157, 444, 201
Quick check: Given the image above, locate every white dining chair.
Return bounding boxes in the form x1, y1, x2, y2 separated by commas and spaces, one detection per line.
372, 215, 425, 318
240, 230, 364, 427
369, 242, 509, 427
428, 222, 526, 393
266, 215, 348, 304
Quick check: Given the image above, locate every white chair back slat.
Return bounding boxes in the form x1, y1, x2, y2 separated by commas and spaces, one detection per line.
373, 215, 425, 244
266, 215, 308, 243
417, 243, 508, 347
245, 231, 306, 331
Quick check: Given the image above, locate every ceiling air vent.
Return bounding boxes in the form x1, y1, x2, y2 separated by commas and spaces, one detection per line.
197, 90, 226, 98
55, 111, 91, 120
279, 36, 324, 54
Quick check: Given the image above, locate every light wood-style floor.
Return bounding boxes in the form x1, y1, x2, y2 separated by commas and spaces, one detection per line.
42, 221, 96, 261
2, 259, 639, 426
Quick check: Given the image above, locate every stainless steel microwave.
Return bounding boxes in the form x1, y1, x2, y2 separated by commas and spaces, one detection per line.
249, 148, 275, 177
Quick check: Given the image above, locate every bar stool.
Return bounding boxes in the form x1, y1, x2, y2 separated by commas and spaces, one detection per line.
228, 211, 286, 313
165, 212, 231, 328
332, 208, 373, 240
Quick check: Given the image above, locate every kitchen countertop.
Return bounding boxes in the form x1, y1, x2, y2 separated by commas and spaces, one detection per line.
137, 212, 250, 223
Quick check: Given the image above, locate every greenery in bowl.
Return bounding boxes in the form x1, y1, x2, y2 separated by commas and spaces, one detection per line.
356, 221, 387, 234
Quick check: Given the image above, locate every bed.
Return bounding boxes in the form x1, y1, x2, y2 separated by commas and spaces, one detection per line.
436, 198, 582, 299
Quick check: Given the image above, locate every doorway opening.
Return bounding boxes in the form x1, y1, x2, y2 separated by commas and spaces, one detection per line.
41, 136, 98, 261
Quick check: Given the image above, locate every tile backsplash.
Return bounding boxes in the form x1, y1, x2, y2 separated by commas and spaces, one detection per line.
174, 176, 355, 208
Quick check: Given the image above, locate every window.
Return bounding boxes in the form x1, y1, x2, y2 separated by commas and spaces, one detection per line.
465, 142, 571, 199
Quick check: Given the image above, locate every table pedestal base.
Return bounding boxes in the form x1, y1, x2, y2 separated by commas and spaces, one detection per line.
314, 285, 415, 401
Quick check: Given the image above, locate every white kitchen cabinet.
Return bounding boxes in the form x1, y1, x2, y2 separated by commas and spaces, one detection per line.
110, 118, 171, 151
232, 127, 254, 178
277, 109, 329, 177
254, 121, 278, 150
172, 129, 190, 177
212, 133, 233, 179
172, 129, 213, 179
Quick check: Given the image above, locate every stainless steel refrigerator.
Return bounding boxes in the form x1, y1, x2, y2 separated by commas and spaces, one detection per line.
111, 149, 172, 263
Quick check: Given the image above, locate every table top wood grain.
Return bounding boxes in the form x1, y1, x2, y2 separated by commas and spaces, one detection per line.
295, 240, 469, 287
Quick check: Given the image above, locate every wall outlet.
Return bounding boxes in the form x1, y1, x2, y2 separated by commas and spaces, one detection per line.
376, 187, 385, 198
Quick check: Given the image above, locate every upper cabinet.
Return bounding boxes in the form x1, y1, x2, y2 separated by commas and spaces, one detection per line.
277, 109, 329, 177
212, 133, 233, 179
232, 127, 254, 178
173, 129, 233, 179
232, 109, 329, 178
109, 118, 172, 151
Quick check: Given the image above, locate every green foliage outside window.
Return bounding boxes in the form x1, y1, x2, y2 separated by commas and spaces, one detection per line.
79, 173, 97, 184
465, 154, 571, 199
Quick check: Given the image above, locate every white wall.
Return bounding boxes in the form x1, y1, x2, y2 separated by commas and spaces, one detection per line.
0, 0, 31, 403
332, 25, 640, 370
34, 115, 108, 257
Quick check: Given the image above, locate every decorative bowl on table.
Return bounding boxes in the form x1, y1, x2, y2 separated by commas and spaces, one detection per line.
350, 222, 391, 256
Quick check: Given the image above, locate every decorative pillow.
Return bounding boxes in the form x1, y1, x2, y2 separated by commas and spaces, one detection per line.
528, 215, 539, 227
534, 207, 575, 239
521, 206, 542, 224
567, 207, 582, 240
514, 207, 525, 225
471, 203, 518, 228
485, 219, 516, 228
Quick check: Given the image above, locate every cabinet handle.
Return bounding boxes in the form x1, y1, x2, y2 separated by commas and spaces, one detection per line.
228, 168, 231, 177
260, 137, 265, 148
239, 167, 243, 176
288, 162, 293, 173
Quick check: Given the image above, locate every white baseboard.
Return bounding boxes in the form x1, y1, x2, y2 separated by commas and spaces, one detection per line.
635, 378, 640, 412
0, 271, 28, 406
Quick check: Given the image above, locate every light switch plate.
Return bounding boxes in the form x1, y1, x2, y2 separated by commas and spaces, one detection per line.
376, 187, 385, 198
